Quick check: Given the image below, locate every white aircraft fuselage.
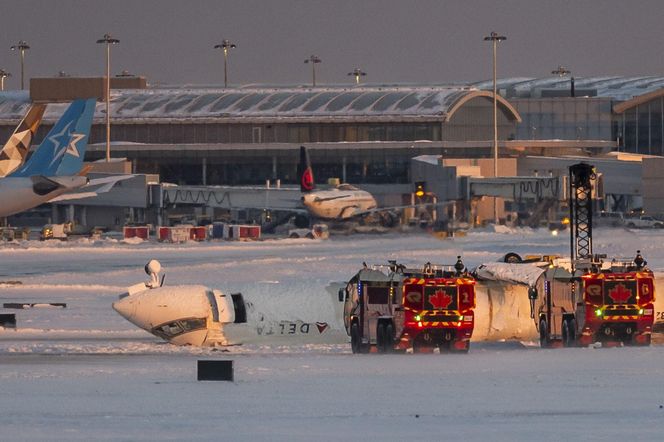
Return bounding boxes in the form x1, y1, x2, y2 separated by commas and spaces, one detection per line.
301, 185, 377, 220
113, 264, 344, 347
0, 175, 88, 217
113, 259, 664, 348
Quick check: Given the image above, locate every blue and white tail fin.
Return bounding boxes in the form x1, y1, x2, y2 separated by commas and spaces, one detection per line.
11, 98, 96, 177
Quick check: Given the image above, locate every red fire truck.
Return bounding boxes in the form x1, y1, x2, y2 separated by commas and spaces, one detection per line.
531, 254, 655, 347
530, 163, 655, 347
341, 258, 476, 353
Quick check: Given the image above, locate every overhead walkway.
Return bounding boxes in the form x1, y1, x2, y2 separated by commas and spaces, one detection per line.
466, 176, 564, 201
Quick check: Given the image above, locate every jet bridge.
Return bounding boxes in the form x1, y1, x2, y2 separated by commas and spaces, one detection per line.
155, 185, 303, 211
462, 176, 566, 227
465, 176, 565, 201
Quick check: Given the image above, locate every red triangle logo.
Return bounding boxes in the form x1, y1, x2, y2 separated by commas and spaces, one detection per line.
315, 322, 329, 334
301, 168, 314, 191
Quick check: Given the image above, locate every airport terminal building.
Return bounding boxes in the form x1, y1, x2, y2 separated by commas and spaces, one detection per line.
1, 75, 664, 226
0, 76, 662, 187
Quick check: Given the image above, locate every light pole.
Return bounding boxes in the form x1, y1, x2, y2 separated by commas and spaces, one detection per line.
552, 65, 575, 97
10, 40, 30, 90
347, 68, 367, 84
0, 69, 10, 91
304, 55, 322, 87
96, 33, 120, 162
213, 39, 236, 88
484, 31, 506, 224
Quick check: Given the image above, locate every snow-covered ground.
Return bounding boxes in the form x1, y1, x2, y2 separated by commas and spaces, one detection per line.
1, 228, 664, 440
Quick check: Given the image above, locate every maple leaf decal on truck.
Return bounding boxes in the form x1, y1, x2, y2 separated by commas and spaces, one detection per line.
607, 282, 635, 304
428, 289, 454, 309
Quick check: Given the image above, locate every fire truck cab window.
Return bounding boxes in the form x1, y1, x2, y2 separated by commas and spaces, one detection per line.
367, 286, 389, 304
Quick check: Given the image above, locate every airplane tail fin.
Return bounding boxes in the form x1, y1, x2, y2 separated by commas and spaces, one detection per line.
298, 145, 315, 192
53, 99, 96, 176
11, 98, 96, 177
0, 103, 46, 177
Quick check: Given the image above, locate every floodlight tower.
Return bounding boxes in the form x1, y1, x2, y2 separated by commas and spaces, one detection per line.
483, 31, 506, 224
214, 39, 236, 88
96, 33, 120, 162
348, 68, 367, 84
304, 55, 322, 87
552, 65, 575, 97
10, 40, 30, 90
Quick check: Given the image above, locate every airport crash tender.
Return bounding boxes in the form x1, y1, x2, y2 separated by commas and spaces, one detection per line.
341, 258, 476, 353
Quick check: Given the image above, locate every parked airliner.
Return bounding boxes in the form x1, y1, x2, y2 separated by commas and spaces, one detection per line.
0, 99, 95, 217
298, 146, 379, 220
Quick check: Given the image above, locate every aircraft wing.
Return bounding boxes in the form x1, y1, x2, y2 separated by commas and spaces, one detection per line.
349, 200, 456, 218
313, 195, 351, 203
48, 174, 133, 202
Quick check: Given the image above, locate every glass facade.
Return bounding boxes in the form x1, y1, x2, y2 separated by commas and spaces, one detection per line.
441, 96, 515, 141
511, 98, 613, 141
617, 97, 664, 155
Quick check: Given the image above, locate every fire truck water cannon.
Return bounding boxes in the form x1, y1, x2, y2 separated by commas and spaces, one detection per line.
341, 257, 476, 354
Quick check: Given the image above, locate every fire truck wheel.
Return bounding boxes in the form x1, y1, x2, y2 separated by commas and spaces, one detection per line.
376, 323, 386, 353
539, 318, 550, 348
384, 322, 395, 352
566, 318, 577, 346
351, 323, 362, 354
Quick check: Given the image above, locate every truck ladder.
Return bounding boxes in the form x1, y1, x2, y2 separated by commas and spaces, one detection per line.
569, 163, 595, 264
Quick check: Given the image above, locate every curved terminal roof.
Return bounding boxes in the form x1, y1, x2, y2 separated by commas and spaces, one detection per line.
0, 86, 520, 123
2, 76, 664, 122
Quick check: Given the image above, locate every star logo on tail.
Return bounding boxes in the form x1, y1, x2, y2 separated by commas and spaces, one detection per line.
65, 133, 84, 158
47, 121, 85, 168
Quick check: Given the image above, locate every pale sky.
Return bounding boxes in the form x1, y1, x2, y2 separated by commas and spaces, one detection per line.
1, 0, 662, 89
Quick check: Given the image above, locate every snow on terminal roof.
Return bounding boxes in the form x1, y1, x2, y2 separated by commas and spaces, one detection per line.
107, 86, 475, 120
0, 85, 477, 122
2, 76, 664, 121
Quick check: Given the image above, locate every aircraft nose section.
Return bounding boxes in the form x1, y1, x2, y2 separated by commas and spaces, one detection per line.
113, 295, 137, 323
